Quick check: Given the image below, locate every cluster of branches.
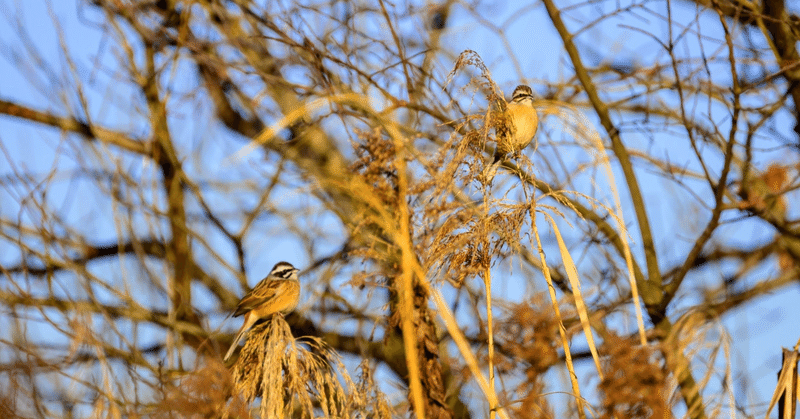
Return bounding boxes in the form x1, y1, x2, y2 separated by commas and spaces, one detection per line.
1, 0, 799, 418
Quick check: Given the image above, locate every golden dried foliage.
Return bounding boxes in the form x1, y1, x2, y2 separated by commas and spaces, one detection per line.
738, 163, 790, 218
350, 127, 400, 209
0, 391, 19, 419
229, 315, 385, 419
763, 164, 789, 193
155, 360, 249, 419
155, 316, 392, 419
495, 297, 559, 419
598, 335, 669, 419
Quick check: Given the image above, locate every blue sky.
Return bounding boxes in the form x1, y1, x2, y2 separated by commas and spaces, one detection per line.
2, 0, 799, 417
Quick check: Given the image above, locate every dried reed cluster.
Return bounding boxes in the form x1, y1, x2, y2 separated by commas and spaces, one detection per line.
229, 315, 391, 418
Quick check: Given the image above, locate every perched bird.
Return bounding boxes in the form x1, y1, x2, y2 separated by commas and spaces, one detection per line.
493, 84, 539, 163
223, 261, 301, 362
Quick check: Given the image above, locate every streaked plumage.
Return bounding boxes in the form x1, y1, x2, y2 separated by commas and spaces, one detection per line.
223, 261, 301, 362
493, 84, 539, 162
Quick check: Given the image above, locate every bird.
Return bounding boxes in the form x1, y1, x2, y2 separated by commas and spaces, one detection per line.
223, 261, 301, 362
492, 84, 539, 164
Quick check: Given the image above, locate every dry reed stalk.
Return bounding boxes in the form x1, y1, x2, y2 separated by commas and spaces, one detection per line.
230, 316, 350, 418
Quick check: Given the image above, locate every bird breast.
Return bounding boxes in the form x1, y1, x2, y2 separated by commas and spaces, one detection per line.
508, 102, 539, 145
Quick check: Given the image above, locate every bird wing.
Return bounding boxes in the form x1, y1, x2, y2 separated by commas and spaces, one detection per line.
232, 279, 282, 317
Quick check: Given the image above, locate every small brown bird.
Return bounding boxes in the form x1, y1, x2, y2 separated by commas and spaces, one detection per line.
223, 261, 301, 362
493, 84, 539, 163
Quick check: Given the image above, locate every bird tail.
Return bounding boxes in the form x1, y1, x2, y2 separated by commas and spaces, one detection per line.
223, 327, 248, 362
485, 147, 504, 183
